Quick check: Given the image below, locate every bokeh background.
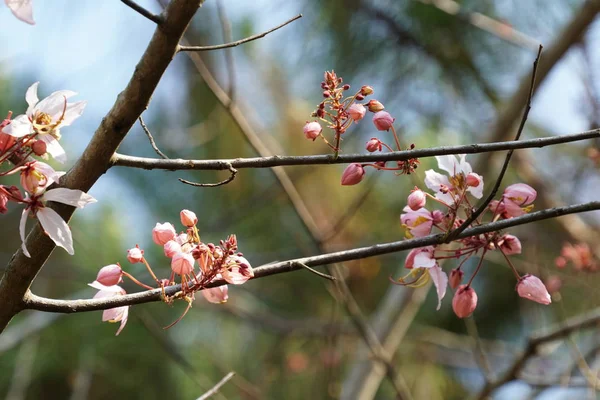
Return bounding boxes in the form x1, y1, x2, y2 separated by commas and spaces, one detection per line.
1, 0, 600, 399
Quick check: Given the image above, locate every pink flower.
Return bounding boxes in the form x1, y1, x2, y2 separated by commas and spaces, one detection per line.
152, 222, 176, 245
498, 234, 521, 255
449, 269, 464, 289
4, 82, 86, 163
400, 206, 433, 238
424, 155, 483, 205
89, 282, 129, 336
407, 188, 426, 211
303, 121, 322, 140
163, 240, 181, 258
127, 246, 144, 264
372, 111, 394, 131
502, 183, 537, 218
171, 252, 195, 275
365, 138, 382, 152
221, 255, 254, 285
452, 285, 477, 318
348, 104, 366, 122
5, 0, 34, 24
341, 163, 365, 186
13, 161, 65, 195
516, 274, 551, 305
202, 283, 229, 304
20, 188, 96, 257
93, 264, 123, 286
180, 209, 197, 227
404, 246, 436, 269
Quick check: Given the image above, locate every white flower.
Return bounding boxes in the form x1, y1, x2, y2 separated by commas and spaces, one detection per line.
4, 82, 87, 163
89, 281, 129, 336
20, 187, 96, 257
5, 0, 34, 25
424, 154, 483, 205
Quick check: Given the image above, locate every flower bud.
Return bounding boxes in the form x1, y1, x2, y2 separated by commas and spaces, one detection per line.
180, 209, 197, 227
340, 163, 365, 186
366, 99, 384, 112
466, 173, 482, 187
95, 264, 123, 286
407, 189, 426, 211
360, 85, 373, 96
449, 269, 464, 289
163, 240, 181, 258
32, 140, 47, 156
303, 121, 322, 140
516, 274, 551, 305
127, 246, 144, 264
452, 285, 478, 318
503, 183, 537, 205
498, 234, 521, 255
432, 210, 445, 225
372, 111, 395, 131
342, 84, 350, 90
365, 138, 381, 152
171, 252, 195, 275
152, 222, 176, 245
348, 104, 366, 123
356, 94, 365, 101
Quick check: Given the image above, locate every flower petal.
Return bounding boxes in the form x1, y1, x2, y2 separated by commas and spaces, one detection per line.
429, 264, 448, 311
25, 82, 39, 112
5, 0, 34, 24
19, 208, 31, 257
424, 170, 450, 193
38, 135, 67, 163
36, 207, 74, 255
115, 306, 129, 336
43, 188, 97, 208
60, 101, 87, 127
467, 173, 484, 199
435, 155, 460, 176
34, 90, 78, 118
3, 114, 32, 137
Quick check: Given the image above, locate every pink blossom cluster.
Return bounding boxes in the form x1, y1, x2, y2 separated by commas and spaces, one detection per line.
555, 242, 598, 272
0, 83, 95, 256
88, 209, 253, 335
302, 71, 419, 186
393, 154, 551, 318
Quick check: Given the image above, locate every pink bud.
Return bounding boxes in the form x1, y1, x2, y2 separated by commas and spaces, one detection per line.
516, 274, 551, 305
152, 222, 176, 245
127, 246, 144, 264
488, 200, 506, 215
452, 285, 478, 318
341, 163, 365, 186
407, 189, 426, 211
202, 285, 229, 304
372, 111, 395, 131
432, 210, 445, 225
303, 121, 322, 140
498, 234, 521, 255
449, 269, 464, 289
466, 173, 481, 187
32, 140, 47, 156
180, 209, 197, 227
365, 138, 381, 152
360, 85, 373, 96
95, 264, 123, 286
164, 240, 182, 258
366, 99, 385, 112
503, 183, 537, 205
348, 104, 366, 122
171, 252, 195, 275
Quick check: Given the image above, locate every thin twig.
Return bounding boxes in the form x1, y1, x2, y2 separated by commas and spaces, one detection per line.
178, 164, 237, 187
292, 261, 336, 281
197, 372, 236, 400
216, 0, 236, 102
111, 129, 600, 171
178, 14, 302, 52
121, 0, 163, 24
22, 200, 600, 313
139, 116, 170, 159
446, 44, 543, 242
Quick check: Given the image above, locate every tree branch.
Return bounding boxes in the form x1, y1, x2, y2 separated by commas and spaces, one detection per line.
121, 0, 164, 24
177, 14, 302, 52
110, 129, 600, 171
22, 201, 600, 313
0, 0, 204, 334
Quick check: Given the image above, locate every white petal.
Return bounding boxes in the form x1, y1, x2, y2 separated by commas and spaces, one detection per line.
35, 90, 77, 119
414, 251, 436, 269
19, 208, 31, 257
3, 114, 32, 137
31, 161, 65, 185
5, 0, 34, 24
435, 155, 460, 176
60, 101, 87, 127
39, 135, 67, 163
25, 82, 39, 112
115, 307, 129, 336
424, 170, 450, 193
43, 188, 97, 208
467, 173, 484, 199
458, 154, 472, 174
429, 264, 448, 311
36, 207, 74, 255
89, 281, 125, 294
